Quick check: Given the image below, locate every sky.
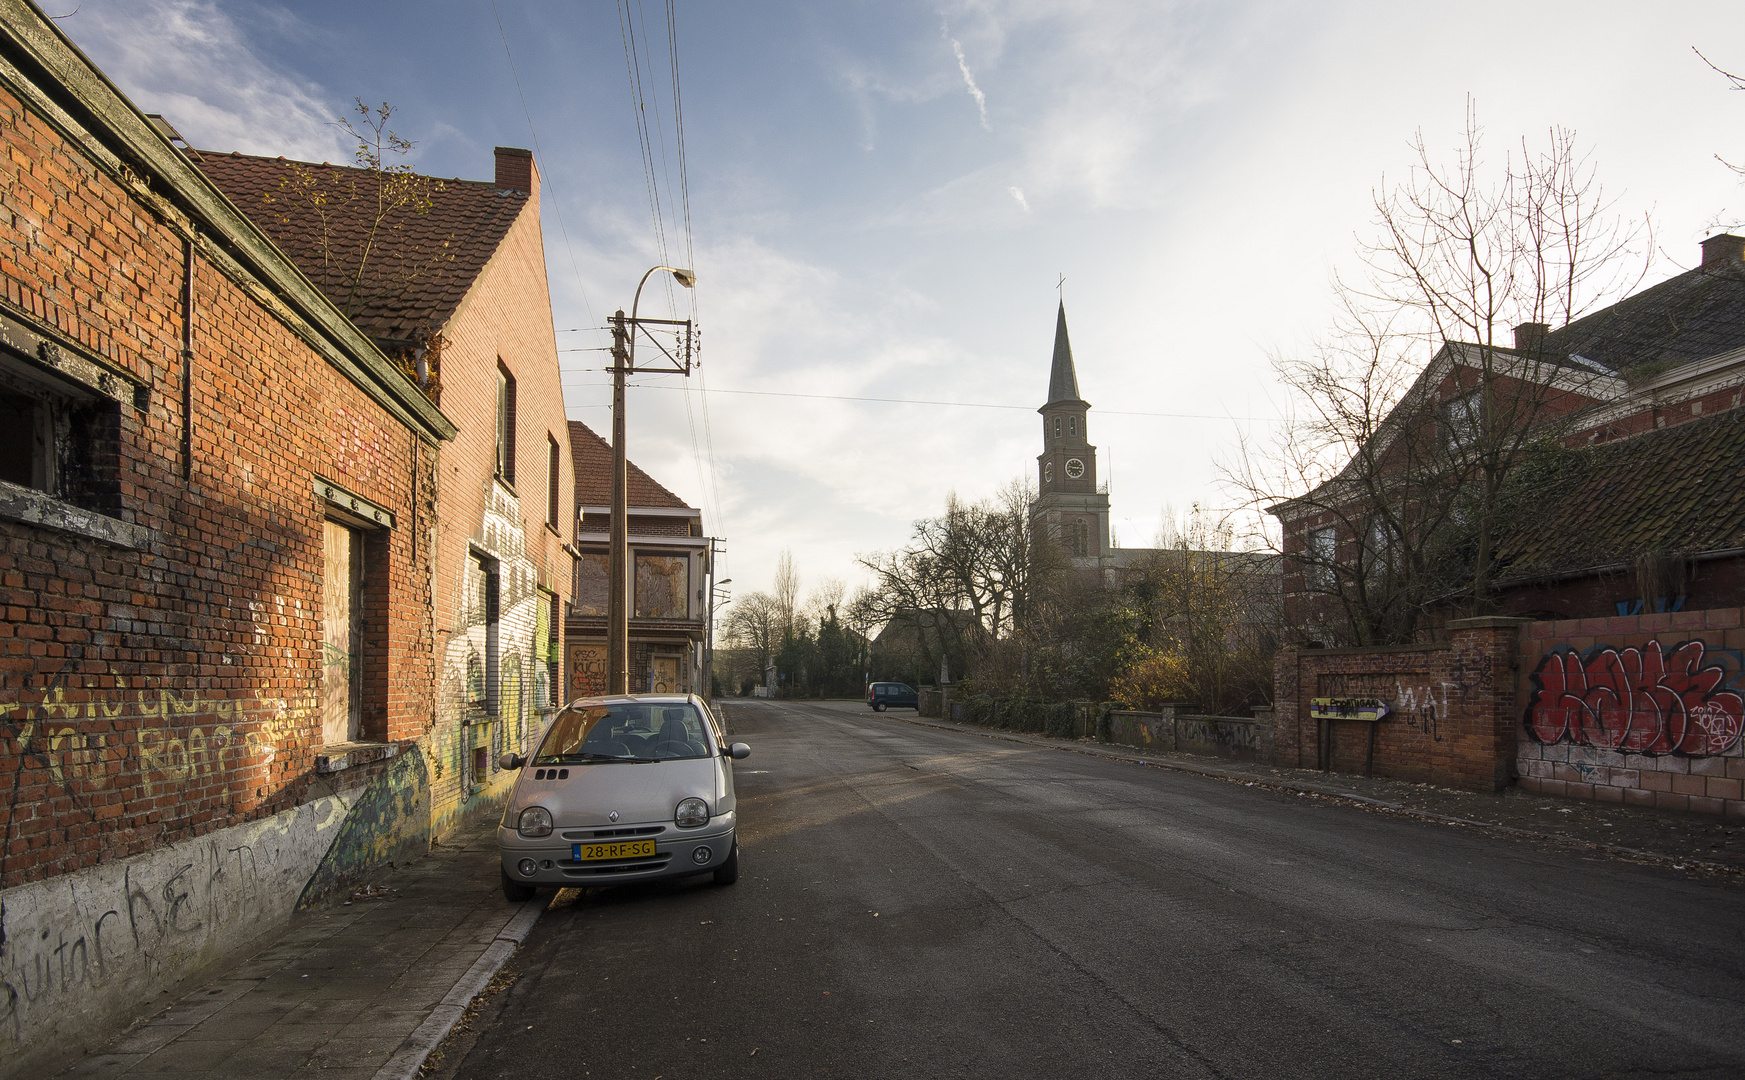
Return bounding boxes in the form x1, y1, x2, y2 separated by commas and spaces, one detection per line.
52, 0, 1745, 611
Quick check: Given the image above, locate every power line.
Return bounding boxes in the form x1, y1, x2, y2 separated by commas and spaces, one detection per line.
558, 377, 1280, 420
490, 1, 597, 332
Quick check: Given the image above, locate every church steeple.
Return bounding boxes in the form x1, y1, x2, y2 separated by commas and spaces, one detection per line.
1045, 301, 1085, 405
1031, 299, 1108, 563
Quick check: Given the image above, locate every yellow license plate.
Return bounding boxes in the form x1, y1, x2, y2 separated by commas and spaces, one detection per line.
573, 839, 656, 861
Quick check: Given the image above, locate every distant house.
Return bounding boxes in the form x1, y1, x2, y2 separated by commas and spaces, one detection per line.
565, 420, 712, 697
199, 146, 577, 834
1271, 234, 1745, 637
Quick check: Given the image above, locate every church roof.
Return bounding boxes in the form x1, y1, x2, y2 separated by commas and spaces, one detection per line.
1045, 301, 1086, 406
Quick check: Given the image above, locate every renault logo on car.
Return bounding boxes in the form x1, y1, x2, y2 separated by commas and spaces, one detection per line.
608, 810, 619, 822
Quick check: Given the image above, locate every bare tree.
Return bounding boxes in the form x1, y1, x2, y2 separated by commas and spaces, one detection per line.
857, 479, 1049, 684
772, 549, 801, 642
723, 591, 782, 675
1231, 113, 1651, 644
261, 100, 453, 323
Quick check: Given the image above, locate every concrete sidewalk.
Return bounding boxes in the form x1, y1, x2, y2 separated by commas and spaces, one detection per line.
59, 814, 541, 1080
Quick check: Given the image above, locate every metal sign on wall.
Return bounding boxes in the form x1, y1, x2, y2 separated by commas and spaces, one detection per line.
1309, 697, 1391, 723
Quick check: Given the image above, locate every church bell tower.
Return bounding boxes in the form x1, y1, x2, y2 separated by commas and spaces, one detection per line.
1029, 302, 1110, 563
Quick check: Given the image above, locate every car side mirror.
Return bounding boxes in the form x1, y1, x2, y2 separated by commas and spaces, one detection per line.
498, 753, 525, 771
727, 742, 751, 760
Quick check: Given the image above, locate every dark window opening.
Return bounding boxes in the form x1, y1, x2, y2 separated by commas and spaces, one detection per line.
469, 553, 502, 715
547, 434, 561, 531
0, 362, 121, 515
496, 363, 517, 484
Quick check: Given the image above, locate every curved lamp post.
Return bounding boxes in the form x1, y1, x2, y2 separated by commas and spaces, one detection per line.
608, 266, 696, 695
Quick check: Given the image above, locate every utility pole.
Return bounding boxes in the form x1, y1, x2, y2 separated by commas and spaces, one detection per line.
607, 309, 631, 694
606, 266, 696, 696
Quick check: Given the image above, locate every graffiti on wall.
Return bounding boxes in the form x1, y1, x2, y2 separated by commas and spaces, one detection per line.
295, 747, 429, 906
1526, 638, 1745, 756
1314, 671, 1448, 741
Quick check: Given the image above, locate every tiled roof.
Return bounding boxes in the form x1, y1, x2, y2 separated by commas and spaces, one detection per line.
1541, 258, 1745, 376
1493, 409, 1745, 580
193, 151, 527, 342
568, 420, 691, 511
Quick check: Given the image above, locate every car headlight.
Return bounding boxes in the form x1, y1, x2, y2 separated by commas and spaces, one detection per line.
517, 806, 553, 837
675, 797, 709, 828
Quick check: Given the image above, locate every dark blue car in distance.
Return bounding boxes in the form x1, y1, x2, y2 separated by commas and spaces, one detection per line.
866, 682, 918, 712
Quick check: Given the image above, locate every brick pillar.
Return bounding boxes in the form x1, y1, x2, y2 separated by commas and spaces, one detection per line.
1443, 617, 1527, 791
1273, 646, 1302, 767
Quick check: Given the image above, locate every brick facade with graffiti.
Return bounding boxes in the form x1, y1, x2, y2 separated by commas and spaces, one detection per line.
1276, 607, 1745, 818
1273, 618, 1522, 790
0, 10, 456, 1072
1517, 610, 1745, 817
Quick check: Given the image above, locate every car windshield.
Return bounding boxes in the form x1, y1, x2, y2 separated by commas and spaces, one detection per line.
533, 703, 715, 764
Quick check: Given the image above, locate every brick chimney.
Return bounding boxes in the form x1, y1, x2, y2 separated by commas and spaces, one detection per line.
494, 146, 538, 197
1512, 322, 1548, 353
1700, 233, 1745, 268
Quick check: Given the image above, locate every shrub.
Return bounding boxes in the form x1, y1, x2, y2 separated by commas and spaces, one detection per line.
1108, 649, 1192, 711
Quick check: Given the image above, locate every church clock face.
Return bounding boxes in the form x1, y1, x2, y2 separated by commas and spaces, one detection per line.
1065, 458, 1085, 479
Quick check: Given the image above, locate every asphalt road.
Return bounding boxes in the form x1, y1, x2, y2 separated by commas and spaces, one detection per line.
434, 699, 1745, 1080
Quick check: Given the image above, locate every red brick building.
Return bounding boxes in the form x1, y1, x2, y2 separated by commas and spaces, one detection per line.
0, 8, 455, 1068
566, 420, 710, 697
1273, 235, 1745, 642
197, 146, 577, 839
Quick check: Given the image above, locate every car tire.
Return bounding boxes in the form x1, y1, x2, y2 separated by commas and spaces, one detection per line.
502, 871, 537, 903
713, 842, 740, 886
874, 702, 886, 712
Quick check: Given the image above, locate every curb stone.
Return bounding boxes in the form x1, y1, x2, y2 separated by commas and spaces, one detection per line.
879, 709, 1744, 878
373, 898, 546, 1080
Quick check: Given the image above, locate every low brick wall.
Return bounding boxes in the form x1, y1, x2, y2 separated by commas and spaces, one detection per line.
1106, 707, 1273, 763
1274, 618, 1521, 791
1516, 609, 1745, 819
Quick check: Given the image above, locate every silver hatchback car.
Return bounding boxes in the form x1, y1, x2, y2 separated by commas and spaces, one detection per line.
496, 694, 750, 901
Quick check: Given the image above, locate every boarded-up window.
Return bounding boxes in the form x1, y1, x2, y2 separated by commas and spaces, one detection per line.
635, 554, 689, 619
650, 655, 681, 694
322, 520, 362, 745
569, 642, 607, 698
574, 552, 609, 615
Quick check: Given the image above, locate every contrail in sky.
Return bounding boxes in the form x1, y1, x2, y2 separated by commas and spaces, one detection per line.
951, 38, 990, 130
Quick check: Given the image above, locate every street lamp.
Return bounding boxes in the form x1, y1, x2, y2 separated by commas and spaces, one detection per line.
608, 265, 696, 695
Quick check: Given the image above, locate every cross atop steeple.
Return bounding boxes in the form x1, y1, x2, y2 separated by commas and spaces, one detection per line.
1045, 300, 1085, 406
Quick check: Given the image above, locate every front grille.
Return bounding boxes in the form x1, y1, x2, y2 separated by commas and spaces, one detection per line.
561, 854, 672, 877
561, 826, 665, 840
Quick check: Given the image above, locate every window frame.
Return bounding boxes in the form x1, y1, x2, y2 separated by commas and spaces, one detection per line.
496, 362, 517, 485
547, 433, 561, 532
1305, 526, 1336, 590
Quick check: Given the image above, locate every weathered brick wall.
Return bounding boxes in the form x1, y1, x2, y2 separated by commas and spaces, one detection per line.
1516, 608, 1745, 818
1274, 619, 1519, 790
425, 154, 571, 837
0, 80, 438, 890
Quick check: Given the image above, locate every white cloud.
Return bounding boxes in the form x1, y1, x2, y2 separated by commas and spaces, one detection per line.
58, 0, 347, 161
950, 38, 990, 130
1009, 185, 1029, 211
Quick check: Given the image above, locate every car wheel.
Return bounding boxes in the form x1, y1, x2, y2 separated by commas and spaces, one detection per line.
502, 871, 537, 903
874, 702, 886, 712
713, 842, 740, 886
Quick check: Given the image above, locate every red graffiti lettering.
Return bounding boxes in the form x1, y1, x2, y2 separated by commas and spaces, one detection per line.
1525, 639, 1744, 756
